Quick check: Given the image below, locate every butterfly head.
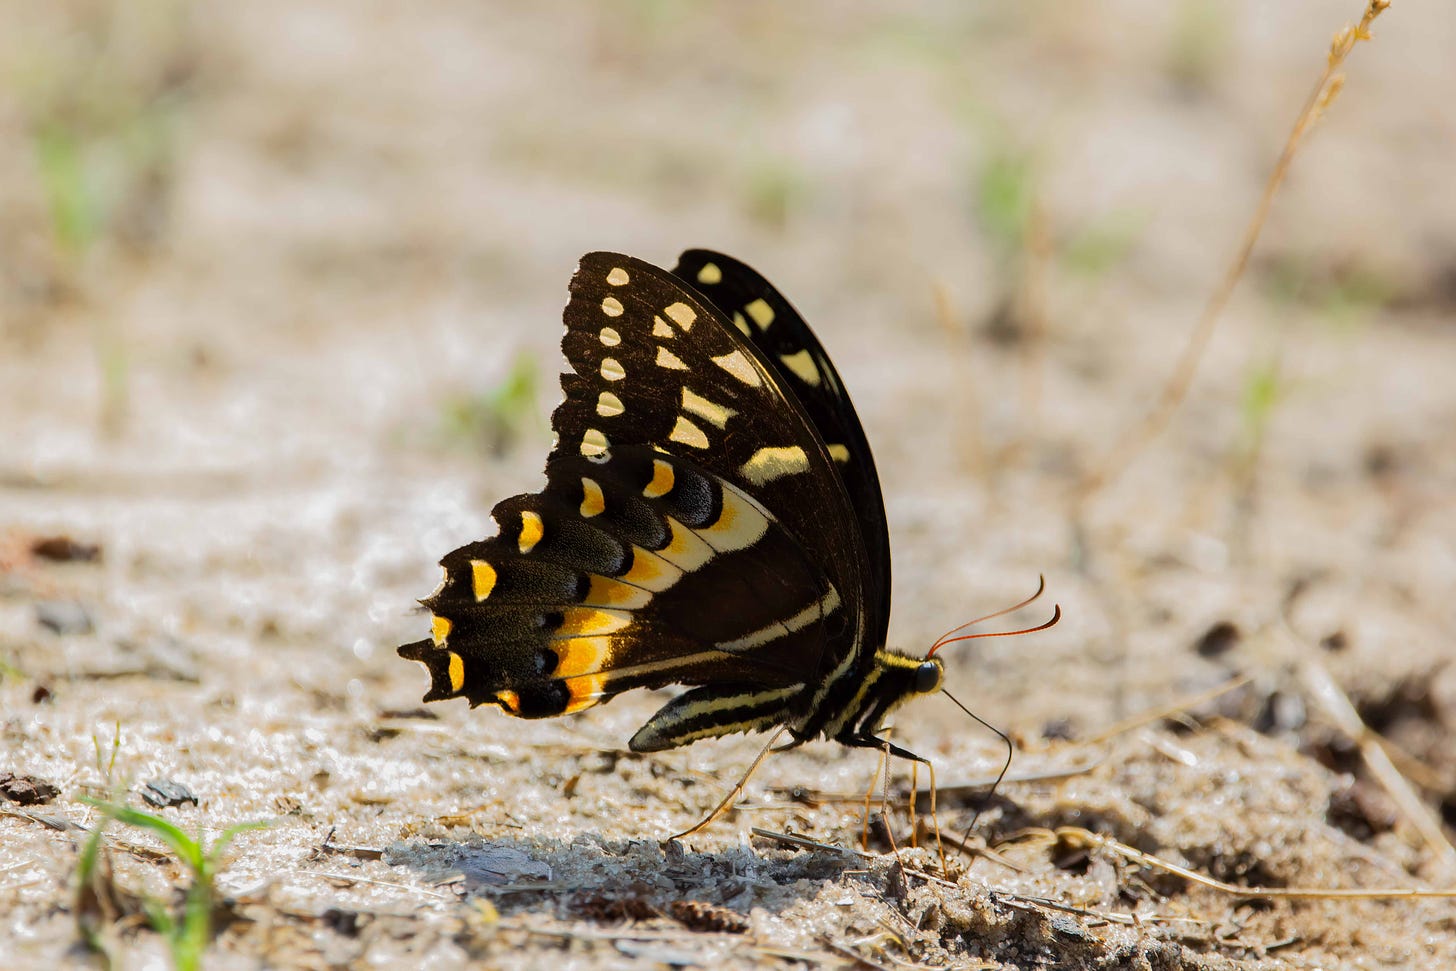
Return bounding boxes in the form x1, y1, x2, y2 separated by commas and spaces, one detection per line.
875, 652, 947, 721
887, 650, 947, 698
848, 649, 945, 736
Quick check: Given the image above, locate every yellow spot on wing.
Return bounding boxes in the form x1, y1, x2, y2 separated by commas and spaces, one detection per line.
599, 327, 621, 346
557, 609, 631, 638
740, 445, 810, 485
606, 267, 630, 286
580, 477, 605, 517
553, 635, 612, 677
585, 575, 652, 609
601, 357, 625, 381
656, 346, 688, 370
716, 587, 841, 653
779, 349, 821, 386
669, 415, 709, 449
566, 652, 721, 684
448, 651, 465, 692
659, 516, 715, 570
470, 559, 496, 600
712, 349, 761, 387
518, 511, 544, 553
664, 302, 696, 331
620, 546, 684, 591
596, 392, 624, 417
731, 312, 752, 337
580, 428, 609, 457
702, 481, 771, 551
653, 317, 674, 339
495, 689, 520, 713
601, 296, 624, 317
431, 615, 452, 645
827, 443, 850, 462
745, 298, 775, 329
681, 388, 735, 428
643, 458, 674, 498
696, 262, 722, 285
562, 674, 607, 714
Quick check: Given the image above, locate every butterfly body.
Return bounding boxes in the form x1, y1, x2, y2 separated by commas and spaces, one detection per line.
399, 251, 941, 761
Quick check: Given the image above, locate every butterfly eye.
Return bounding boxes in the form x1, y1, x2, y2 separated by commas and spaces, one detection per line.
914, 661, 942, 695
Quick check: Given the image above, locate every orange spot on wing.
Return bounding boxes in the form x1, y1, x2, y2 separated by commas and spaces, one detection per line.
620, 547, 681, 591
470, 560, 497, 600
562, 673, 607, 714
557, 610, 630, 637
585, 575, 652, 609
552, 635, 612, 677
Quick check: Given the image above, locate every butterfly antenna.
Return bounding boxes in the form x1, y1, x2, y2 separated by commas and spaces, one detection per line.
926, 574, 1051, 657
940, 687, 1013, 856
925, 578, 1059, 857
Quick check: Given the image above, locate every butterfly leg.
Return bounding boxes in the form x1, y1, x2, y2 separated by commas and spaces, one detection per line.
840, 730, 948, 875
837, 730, 928, 765
630, 683, 798, 840
666, 726, 786, 843
919, 756, 948, 876
770, 728, 812, 754
859, 741, 888, 853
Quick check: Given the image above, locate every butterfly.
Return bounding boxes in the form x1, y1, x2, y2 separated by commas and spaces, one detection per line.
399, 250, 947, 762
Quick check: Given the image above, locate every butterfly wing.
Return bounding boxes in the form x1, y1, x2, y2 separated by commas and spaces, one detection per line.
400, 253, 875, 747
671, 250, 891, 652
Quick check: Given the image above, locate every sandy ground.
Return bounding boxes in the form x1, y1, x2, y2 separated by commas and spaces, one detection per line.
4, 2, 1456, 968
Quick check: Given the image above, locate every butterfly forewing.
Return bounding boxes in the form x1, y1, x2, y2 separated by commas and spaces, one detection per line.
671, 250, 891, 650
403, 253, 876, 741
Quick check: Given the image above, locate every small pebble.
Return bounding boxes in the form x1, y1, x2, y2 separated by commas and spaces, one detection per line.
1194, 620, 1240, 658
36, 601, 94, 636
0, 771, 60, 805
31, 536, 102, 563
142, 779, 199, 808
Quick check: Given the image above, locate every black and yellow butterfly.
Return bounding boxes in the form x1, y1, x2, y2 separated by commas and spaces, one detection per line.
399, 251, 946, 761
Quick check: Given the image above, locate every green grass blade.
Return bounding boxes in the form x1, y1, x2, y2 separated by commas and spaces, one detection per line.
79, 797, 205, 872
209, 819, 272, 861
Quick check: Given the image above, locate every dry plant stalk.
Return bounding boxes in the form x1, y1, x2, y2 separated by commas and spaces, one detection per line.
1299, 658, 1456, 877
1078, 0, 1393, 502
931, 280, 987, 476
1081, 674, 1252, 746
1052, 826, 1456, 901
1007, 197, 1054, 470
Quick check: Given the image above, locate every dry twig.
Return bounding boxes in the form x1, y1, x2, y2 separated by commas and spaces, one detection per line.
1044, 826, 1456, 900
1082, 674, 1253, 746
1079, 0, 1393, 501
1298, 658, 1456, 877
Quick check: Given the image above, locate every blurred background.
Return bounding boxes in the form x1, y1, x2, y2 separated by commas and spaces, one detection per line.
4, 0, 1456, 895
6, 0, 1453, 714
